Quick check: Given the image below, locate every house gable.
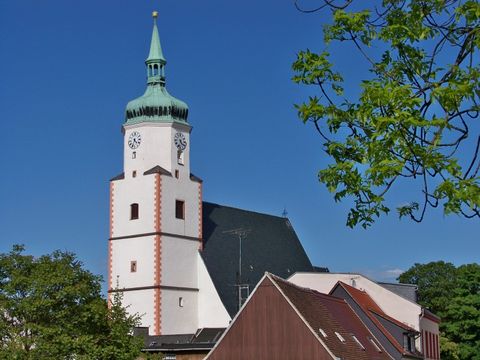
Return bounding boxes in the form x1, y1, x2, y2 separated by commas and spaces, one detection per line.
274, 277, 390, 360
330, 282, 422, 359
206, 277, 333, 360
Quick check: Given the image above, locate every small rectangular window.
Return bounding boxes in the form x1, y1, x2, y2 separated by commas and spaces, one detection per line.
130, 260, 137, 273
175, 200, 185, 219
175, 169, 179, 179
132, 151, 136, 159
130, 203, 139, 220
132, 170, 137, 178
179, 297, 184, 307
409, 336, 416, 352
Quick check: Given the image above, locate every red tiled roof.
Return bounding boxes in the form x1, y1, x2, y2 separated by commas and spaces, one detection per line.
336, 281, 384, 313
333, 281, 421, 358
270, 275, 391, 360
336, 282, 417, 332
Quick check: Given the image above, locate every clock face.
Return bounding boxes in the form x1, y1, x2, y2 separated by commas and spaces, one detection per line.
128, 131, 142, 149
174, 132, 187, 150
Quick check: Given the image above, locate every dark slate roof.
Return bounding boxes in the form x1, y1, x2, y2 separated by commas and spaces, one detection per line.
190, 173, 203, 183
146, 333, 194, 348
313, 265, 330, 273
110, 172, 125, 181
378, 282, 418, 303
144, 165, 171, 176
201, 202, 314, 317
191, 328, 225, 343
135, 327, 225, 352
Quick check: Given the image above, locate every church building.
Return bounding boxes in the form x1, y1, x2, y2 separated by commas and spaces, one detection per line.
108, 10, 316, 344
106, 12, 440, 360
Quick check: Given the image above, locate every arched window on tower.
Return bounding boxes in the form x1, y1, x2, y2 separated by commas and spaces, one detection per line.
130, 203, 139, 220
153, 64, 158, 76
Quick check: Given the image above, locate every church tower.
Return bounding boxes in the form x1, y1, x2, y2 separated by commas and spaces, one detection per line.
108, 11, 202, 336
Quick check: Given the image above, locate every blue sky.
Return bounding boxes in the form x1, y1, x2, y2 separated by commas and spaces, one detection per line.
0, 0, 478, 289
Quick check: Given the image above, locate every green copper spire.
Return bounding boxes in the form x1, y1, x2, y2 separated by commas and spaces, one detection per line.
146, 11, 167, 85
124, 11, 189, 126
146, 11, 166, 63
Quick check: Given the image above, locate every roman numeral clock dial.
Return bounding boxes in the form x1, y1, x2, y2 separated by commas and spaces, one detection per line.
128, 131, 142, 149
174, 132, 187, 151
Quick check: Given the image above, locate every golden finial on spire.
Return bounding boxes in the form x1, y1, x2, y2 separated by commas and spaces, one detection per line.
152, 11, 158, 19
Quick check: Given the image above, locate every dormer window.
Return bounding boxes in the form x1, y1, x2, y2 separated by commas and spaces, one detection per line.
352, 335, 365, 350
369, 338, 382, 353
335, 332, 346, 343
404, 334, 416, 352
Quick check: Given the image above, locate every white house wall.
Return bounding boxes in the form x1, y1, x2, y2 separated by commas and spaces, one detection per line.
420, 316, 441, 360
289, 273, 422, 330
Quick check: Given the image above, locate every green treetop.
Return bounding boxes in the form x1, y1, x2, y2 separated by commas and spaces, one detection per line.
293, 0, 479, 227
0, 245, 143, 360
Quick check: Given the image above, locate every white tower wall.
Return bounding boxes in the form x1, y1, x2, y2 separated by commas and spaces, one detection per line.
109, 115, 205, 335
124, 123, 191, 175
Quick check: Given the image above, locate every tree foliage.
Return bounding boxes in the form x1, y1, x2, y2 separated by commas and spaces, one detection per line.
0, 245, 143, 359
397, 260, 457, 313
399, 261, 480, 360
293, 0, 480, 227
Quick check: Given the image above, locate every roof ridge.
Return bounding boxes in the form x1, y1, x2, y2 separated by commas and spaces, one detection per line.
269, 273, 347, 304
378, 281, 418, 288
335, 281, 385, 313
337, 281, 371, 297
203, 201, 288, 221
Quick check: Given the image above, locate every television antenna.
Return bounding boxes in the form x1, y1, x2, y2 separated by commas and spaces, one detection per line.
223, 227, 251, 310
